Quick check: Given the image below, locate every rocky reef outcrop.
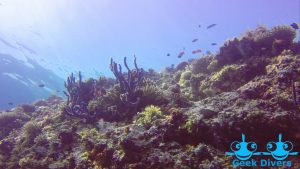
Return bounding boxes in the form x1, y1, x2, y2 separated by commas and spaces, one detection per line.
0, 25, 300, 169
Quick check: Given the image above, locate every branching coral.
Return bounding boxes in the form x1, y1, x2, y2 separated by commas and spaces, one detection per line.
110, 56, 144, 108
63, 72, 96, 117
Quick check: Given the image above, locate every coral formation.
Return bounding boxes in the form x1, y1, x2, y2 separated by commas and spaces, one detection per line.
216, 25, 296, 66
179, 70, 192, 87
139, 78, 168, 108
209, 64, 244, 91
134, 105, 167, 129
1, 25, 300, 168
175, 61, 189, 71
191, 55, 214, 74
63, 72, 95, 118
0, 112, 29, 140
110, 56, 144, 108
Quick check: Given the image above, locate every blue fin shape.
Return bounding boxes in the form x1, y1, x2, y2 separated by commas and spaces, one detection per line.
225, 152, 235, 156
261, 152, 272, 155
253, 152, 263, 155
289, 152, 298, 155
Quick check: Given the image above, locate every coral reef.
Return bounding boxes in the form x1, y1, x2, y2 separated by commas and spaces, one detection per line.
216, 25, 296, 66
87, 85, 122, 121
0, 112, 29, 140
63, 72, 95, 118
175, 61, 189, 71
191, 55, 214, 74
134, 105, 167, 129
209, 64, 244, 91
139, 78, 168, 108
179, 70, 192, 87
1, 25, 300, 169
110, 56, 144, 108
87, 57, 168, 122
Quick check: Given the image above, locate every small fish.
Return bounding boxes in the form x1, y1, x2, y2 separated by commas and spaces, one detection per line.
198, 25, 201, 28
192, 38, 198, 43
38, 84, 45, 88
178, 51, 185, 58
207, 24, 217, 29
56, 90, 60, 93
167, 53, 170, 56
291, 23, 299, 30
8, 102, 13, 105
192, 49, 202, 54
211, 43, 217, 46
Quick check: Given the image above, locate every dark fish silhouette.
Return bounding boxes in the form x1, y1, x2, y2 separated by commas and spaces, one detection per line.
56, 90, 60, 93
291, 23, 299, 29
38, 84, 45, 88
192, 38, 198, 43
178, 51, 185, 58
167, 53, 170, 56
211, 43, 217, 46
8, 102, 13, 105
207, 24, 217, 29
192, 49, 202, 54
198, 25, 201, 28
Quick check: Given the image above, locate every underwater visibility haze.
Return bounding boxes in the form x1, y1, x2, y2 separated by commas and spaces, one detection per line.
0, 0, 300, 168
0, 0, 299, 108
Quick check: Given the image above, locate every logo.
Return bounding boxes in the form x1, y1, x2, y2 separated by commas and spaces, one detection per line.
226, 134, 260, 160
264, 134, 298, 160
226, 134, 298, 167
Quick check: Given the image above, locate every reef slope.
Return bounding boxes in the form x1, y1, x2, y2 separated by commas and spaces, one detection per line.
1, 25, 300, 169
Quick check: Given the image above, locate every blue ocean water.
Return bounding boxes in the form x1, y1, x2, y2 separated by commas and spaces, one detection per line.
0, 0, 299, 110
